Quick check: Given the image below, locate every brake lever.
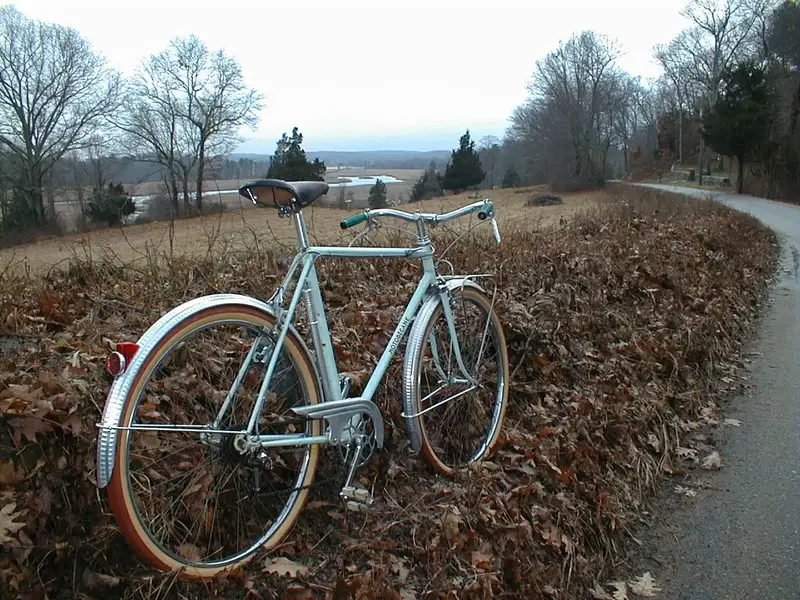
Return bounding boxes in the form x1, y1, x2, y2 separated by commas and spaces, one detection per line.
491, 218, 501, 244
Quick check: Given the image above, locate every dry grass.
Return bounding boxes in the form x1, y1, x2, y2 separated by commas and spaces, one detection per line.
0, 186, 602, 277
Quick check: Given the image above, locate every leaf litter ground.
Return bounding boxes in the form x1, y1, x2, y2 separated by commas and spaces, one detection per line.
0, 185, 778, 599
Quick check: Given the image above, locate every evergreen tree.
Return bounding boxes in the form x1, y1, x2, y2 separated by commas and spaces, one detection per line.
84, 182, 135, 227
502, 165, 521, 188
266, 127, 326, 181
368, 179, 388, 209
410, 161, 443, 202
701, 61, 774, 194
442, 130, 485, 193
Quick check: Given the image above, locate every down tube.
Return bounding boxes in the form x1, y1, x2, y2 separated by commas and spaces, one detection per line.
360, 272, 435, 401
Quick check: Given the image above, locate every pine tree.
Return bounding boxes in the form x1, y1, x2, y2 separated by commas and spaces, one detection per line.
701, 61, 774, 194
266, 127, 326, 181
442, 130, 485, 193
84, 182, 135, 227
368, 179, 388, 209
410, 161, 443, 202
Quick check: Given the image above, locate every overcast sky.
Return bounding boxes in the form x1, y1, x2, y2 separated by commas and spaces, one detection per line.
10, 0, 692, 152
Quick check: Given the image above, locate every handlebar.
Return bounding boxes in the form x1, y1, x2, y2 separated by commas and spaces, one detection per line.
339, 199, 496, 230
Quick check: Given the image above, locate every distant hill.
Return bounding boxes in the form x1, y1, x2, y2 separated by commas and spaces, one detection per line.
230, 150, 451, 170
45, 149, 453, 189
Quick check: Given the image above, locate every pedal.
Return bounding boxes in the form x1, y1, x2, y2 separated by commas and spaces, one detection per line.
340, 486, 373, 511
345, 500, 370, 513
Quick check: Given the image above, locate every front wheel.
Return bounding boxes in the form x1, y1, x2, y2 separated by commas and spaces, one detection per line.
404, 286, 509, 475
105, 303, 322, 578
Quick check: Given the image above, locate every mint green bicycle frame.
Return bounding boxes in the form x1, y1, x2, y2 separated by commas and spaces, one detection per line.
240, 200, 495, 439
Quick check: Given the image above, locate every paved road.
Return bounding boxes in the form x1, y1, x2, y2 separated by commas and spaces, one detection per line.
629, 184, 800, 600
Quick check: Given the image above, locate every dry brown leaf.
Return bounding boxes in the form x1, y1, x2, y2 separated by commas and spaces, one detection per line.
82, 569, 121, 588
0, 503, 26, 544
541, 522, 562, 549
263, 556, 309, 578
674, 485, 697, 497
628, 572, 661, 597
8, 414, 53, 445
609, 581, 628, 600
470, 551, 493, 570
0, 461, 25, 485
701, 451, 722, 470
175, 543, 202, 562
722, 418, 743, 427
390, 555, 410, 584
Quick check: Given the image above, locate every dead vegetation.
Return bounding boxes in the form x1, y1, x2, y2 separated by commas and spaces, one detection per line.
0, 186, 602, 277
0, 185, 778, 599
527, 194, 563, 207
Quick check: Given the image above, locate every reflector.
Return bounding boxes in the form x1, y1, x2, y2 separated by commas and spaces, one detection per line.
106, 352, 125, 377
106, 342, 139, 378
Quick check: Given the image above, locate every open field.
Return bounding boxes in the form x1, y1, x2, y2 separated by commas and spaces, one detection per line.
40, 169, 426, 233
0, 186, 602, 277
127, 168, 424, 209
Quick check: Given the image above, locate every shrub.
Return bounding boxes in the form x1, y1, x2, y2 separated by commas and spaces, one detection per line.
527, 193, 563, 206
410, 162, 443, 202
368, 179, 388, 209
84, 182, 135, 227
502, 166, 521, 188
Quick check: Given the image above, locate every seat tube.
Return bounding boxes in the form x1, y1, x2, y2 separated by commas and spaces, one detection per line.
293, 211, 342, 403
293, 211, 310, 250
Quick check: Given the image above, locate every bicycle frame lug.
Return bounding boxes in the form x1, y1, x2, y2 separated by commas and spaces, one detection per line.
339, 375, 352, 399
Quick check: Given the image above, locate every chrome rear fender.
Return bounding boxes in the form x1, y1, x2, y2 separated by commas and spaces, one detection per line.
95, 293, 317, 488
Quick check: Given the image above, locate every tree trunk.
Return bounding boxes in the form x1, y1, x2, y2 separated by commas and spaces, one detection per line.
181, 170, 190, 209
737, 154, 745, 194
26, 163, 45, 227
195, 136, 206, 212
678, 107, 683, 164
76, 181, 85, 229
45, 171, 55, 226
167, 165, 179, 217
623, 143, 629, 177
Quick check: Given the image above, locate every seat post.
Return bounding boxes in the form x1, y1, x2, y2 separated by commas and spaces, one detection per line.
292, 210, 310, 250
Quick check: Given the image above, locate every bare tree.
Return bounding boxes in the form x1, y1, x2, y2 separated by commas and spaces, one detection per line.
679, 0, 770, 103
672, 0, 772, 171
512, 31, 624, 189
113, 58, 183, 216
0, 6, 120, 228
654, 37, 698, 163
479, 135, 501, 188
160, 36, 262, 211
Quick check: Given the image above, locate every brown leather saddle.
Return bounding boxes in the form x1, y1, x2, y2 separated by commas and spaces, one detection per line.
238, 179, 329, 210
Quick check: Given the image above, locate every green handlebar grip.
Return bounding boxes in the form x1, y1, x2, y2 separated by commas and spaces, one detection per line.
340, 212, 368, 229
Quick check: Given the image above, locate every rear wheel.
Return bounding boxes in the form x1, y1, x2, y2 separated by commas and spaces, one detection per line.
407, 287, 509, 475
106, 304, 322, 578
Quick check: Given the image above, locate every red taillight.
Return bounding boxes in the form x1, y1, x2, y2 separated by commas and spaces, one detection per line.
106, 352, 126, 377
106, 342, 139, 377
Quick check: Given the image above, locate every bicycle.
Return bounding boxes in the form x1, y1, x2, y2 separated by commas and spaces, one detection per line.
95, 178, 509, 578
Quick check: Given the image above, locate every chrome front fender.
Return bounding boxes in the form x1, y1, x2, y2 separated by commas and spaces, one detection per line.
95, 293, 316, 488
402, 278, 487, 452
